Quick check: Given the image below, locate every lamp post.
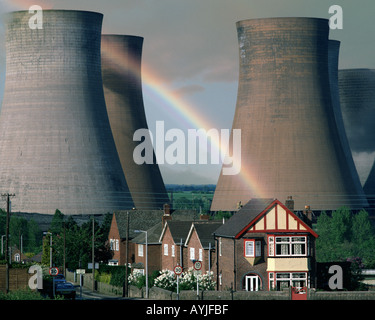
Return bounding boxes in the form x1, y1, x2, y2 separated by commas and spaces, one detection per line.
134, 229, 148, 299
44, 232, 53, 267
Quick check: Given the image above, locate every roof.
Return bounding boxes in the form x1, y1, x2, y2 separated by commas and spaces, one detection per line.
214, 198, 274, 238
114, 209, 197, 241
159, 221, 194, 244
114, 210, 162, 239
132, 222, 163, 245
186, 221, 223, 249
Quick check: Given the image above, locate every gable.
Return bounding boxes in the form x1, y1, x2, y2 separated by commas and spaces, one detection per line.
236, 200, 318, 238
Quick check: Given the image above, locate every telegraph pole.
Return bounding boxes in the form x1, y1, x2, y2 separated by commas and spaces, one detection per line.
92, 216, 95, 292
2, 193, 15, 294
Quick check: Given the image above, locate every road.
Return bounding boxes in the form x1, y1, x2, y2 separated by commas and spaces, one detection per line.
71, 283, 133, 300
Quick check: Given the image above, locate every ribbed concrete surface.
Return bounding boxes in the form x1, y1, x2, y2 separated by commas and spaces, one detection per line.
0, 10, 134, 214
101, 35, 169, 209
211, 17, 367, 211
338, 69, 375, 208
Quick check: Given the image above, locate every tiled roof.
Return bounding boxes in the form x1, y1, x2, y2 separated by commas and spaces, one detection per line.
213, 198, 275, 238
192, 221, 223, 248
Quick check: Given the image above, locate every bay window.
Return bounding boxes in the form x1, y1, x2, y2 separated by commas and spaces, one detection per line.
268, 236, 307, 257
244, 239, 262, 257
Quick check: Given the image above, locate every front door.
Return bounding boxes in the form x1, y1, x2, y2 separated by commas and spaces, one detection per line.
245, 275, 260, 291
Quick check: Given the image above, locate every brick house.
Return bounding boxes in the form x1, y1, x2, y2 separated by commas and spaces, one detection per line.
184, 221, 222, 272
159, 221, 194, 271
107, 209, 162, 267
108, 204, 197, 275
159, 220, 222, 273
213, 198, 318, 292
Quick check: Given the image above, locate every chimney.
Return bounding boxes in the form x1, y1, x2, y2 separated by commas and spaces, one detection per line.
162, 203, 172, 225
303, 205, 312, 226
285, 196, 294, 211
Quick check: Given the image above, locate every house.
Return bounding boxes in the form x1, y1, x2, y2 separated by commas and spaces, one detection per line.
213, 198, 318, 292
159, 219, 222, 273
107, 209, 163, 266
107, 204, 197, 274
159, 220, 194, 271
184, 221, 222, 272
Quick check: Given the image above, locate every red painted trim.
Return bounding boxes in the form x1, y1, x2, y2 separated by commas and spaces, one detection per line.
235, 200, 318, 239
275, 204, 278, 231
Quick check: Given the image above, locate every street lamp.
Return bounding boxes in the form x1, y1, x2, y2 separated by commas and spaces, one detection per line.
134, 229, 148, 299
43, 232, 53, 267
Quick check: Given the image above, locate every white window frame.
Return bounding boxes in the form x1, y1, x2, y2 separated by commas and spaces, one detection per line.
274, 236, 307, 257
164, 244, 168, 256
190, 247, 195, 260
115, 239, 119, 251
138, 244, 144, 257
244, 239, 261, 257
199, 248, 203, 261
171, 245, 175, 257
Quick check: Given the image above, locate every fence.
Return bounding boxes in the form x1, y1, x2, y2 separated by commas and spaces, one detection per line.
66, 270, 375, 300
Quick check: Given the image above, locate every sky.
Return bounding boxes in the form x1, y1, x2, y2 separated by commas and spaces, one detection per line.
0, 0, 374, 185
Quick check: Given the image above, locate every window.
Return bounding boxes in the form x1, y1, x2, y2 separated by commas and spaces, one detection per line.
171, 245, 175, 257
272, 272, 307, 290
190, 247, 195, 260
273, 236, 307, 256
14, 253, 20, 262
138, 244, 144, 257
244, 240, 261, 257
219, 238, 222, 256
164, 244, 168, 256
110, 239, 119, 251
199, 249, 203, 261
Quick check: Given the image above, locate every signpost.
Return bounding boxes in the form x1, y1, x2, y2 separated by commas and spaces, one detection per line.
76, 269, 86, 299
49, 267, 59, 298
174, 265, 183, 300
193, 261, 202, 300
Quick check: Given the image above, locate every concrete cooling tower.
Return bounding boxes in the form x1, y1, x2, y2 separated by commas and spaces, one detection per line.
0, 10, 134, 214
338, 69, 375, 184
101, 35, 169, 209
211, 17, 368, 212
338, 69, 375, 209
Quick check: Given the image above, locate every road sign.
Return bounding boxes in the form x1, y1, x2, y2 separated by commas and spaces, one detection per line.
193, 261, 202, 271
87, 262, 99, 270
49, 267, 59, 276
76, 269, 86, 275
174, 265, 183, 276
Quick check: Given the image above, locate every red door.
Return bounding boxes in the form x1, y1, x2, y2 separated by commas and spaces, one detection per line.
291, 287, 307, 300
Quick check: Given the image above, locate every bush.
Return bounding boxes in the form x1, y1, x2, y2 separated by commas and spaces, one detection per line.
153, 267, 216, 292
0, 289, 49, 300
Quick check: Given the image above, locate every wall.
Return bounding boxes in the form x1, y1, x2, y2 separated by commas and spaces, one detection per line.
0, 265, 30, 292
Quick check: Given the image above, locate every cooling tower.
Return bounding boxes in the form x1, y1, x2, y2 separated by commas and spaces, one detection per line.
338, 69, 375, 184
338, 69, 375, 209
328, 41, 365, 203
211, 17, 368, 212
0, 10, 134, 214
101, 34, 169, 209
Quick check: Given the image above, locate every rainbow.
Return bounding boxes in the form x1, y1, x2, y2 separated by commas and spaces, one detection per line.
101, 36, 266, 199
0, 0, 266, 199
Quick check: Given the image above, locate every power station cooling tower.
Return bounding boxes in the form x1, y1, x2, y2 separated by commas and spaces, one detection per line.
338, 69, 375, 209
211, 17, 368, 212
338, 69, 375, 184
101, 35, 169, 209
0, 10, 134, 214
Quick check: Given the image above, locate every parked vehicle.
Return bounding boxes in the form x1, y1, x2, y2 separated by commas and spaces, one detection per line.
55, 281, 76, 300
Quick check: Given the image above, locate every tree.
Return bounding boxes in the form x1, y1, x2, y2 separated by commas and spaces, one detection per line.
316, 207, 375, 268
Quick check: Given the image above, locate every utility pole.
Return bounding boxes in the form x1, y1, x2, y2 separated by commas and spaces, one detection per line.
92, 216, 95, 292
124, 211, 129, 297
2, 193, 15, 294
